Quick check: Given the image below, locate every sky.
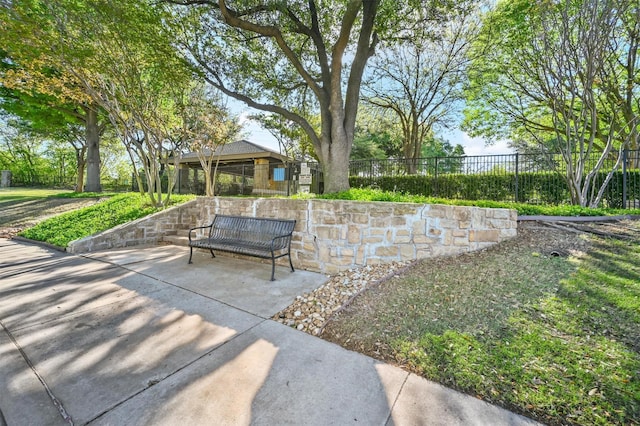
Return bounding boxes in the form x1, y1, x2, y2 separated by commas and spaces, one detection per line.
238, 110, 514, 158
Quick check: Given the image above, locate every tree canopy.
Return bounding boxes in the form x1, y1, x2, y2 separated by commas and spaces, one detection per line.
464, 0, 640, 206
364, 0, 480, 173
169, 0, 436, 192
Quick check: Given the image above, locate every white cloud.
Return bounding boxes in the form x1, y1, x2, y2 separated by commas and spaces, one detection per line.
459, 132, 513, 156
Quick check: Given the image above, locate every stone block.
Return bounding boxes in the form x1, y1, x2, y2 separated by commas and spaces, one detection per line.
400, 245, 416, 260
342, 202, 372, 214
412, 219, 427, 234
428, 227, 442, 237
490, 209, 512, 219
363, 236, 384, 244
318, 246, 331, 263
310, 200, 342, 214
413, 235, 440, 245
443, 230, 453, 245
302, 242, 316, 252
314, 226, 339, 240
416, 247, 433, 258
393, 235, 412, 244
300, 260, 321, 273
454, 237, 468, 246
470, 209, 486, 226
500, 229, 518, 240
350, 213, 370, 224
393, 203, 420, 215
453, 207, 471, 221
431, 246, 457, 257
367, 203, 395, 217
340, 248, 355, 257
469, 229, 500, 242
347, 225, 362, 244
334, 255, 355, 266
375, 245, 398, 257
296, 251, 319, 263
425, 204, 452, 219
438, 219, 459, 229
323, 264, 344, 275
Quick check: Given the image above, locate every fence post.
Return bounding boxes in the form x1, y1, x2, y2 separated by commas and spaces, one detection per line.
241, 164, 245, 195
623, 147, 628, 209
434, 157, 439, 197
514, 153, 519, 202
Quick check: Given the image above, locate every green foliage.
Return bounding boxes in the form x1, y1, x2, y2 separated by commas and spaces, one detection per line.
50, 191, 117, 199
349, 170, 640, 209
18, 192, 194, 247
351, 107, 403, 160
315, 188, 640, 216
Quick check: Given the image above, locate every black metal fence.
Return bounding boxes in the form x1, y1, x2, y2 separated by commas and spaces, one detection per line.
9, 149, 639, 209
350, 149, 640, 208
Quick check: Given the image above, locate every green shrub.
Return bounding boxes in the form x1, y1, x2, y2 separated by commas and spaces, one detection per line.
316, 188, 640, 217
350, 170, 640, 207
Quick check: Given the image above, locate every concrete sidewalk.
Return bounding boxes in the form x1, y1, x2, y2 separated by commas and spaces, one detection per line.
0, 239, 539, 426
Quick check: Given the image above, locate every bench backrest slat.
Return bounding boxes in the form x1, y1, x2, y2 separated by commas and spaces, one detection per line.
210, 215, 295, 249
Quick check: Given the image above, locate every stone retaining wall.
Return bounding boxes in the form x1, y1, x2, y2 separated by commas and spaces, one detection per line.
67, 201, 200, 254
68, 197, 517, 274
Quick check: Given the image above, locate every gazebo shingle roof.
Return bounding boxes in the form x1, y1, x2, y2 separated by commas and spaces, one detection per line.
180, 139, 288, 162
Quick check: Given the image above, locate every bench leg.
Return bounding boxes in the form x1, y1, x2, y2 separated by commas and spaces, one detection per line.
288, 254, 295, 272
270, 257, 276, 281
188, 246, 194, 264
210, 249, 215, 258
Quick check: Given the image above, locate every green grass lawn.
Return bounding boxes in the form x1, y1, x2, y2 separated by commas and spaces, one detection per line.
18, 192, 194, 247
0, 188, 74, 201
323, 223, 640, 425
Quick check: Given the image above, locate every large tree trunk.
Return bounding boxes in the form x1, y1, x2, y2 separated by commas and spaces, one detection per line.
84, 106, 101, 192
318, 131, 351, 194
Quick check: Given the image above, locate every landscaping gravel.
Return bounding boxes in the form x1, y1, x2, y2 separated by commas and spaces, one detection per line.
273, 260, 413, 335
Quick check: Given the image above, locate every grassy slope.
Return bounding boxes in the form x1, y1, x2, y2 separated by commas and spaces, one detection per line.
18, 192, 194, 247
323, 225, 640, 425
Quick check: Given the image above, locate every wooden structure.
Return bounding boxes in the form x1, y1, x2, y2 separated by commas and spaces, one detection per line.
175, 140, 293, 195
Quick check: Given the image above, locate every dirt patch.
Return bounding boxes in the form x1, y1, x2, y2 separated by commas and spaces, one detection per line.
0, 197, 103, 238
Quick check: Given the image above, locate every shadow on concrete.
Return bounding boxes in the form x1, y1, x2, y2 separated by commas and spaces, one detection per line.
0, 240, 538, 426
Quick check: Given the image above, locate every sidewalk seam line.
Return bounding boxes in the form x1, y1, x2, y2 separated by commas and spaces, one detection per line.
386, 372, 410, 426
0, 319, 74, 426
84, 319, 267, 425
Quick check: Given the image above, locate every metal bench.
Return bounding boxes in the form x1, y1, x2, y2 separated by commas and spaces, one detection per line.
188, 215, 296, 281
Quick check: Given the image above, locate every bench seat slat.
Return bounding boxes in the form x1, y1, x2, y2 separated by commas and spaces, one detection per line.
187, 215, 296, 281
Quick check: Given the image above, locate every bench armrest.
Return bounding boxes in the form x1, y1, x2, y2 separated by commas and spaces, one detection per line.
188, 224, 213, 242
270, 233, 293, 251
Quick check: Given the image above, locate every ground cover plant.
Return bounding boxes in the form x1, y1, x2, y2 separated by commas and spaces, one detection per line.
322, 222, 640, 425
311, 188, 640, 217
18, 192, 194, 247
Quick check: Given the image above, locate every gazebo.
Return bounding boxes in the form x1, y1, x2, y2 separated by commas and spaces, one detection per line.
174, 140, 296, 195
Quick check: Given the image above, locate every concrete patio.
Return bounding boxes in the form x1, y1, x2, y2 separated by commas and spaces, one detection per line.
0, 238, 539, 425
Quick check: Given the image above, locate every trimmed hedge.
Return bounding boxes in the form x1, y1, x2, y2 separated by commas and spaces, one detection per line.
350, 170, 640, 207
